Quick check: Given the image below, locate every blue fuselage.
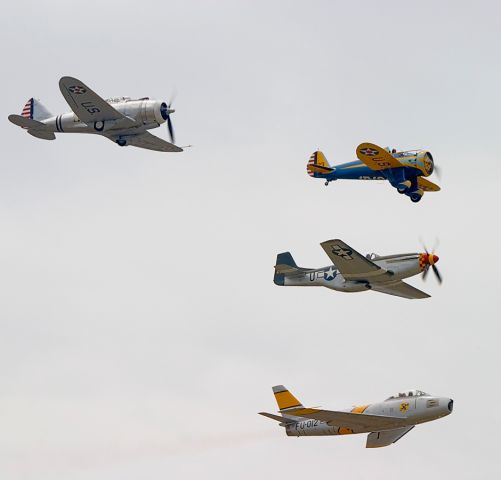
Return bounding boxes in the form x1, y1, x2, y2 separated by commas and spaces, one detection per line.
325, 161, 385, 181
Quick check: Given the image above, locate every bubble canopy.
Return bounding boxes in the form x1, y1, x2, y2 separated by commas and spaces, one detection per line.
385, 389, 430, 401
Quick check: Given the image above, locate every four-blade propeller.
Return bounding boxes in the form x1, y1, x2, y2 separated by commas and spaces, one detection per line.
421, 240, 442, 284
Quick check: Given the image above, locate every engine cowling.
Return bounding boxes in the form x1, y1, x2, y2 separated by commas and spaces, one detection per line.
416, 151, 434, 176
399, 150, 434, 177
118, 99, 169, 126
138, 100, 169, 125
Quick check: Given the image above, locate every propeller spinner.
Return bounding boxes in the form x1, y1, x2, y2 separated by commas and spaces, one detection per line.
420, 241, 442, 284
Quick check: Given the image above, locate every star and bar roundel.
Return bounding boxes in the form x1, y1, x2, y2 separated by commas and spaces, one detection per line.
68, 85, 87, 94
360, 147, 379, 157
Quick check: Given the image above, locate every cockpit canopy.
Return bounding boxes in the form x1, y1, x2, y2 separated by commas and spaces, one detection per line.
385, 389, 429, 401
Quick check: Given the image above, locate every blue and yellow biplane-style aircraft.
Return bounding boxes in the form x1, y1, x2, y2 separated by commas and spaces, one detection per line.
307, 142, 440, 202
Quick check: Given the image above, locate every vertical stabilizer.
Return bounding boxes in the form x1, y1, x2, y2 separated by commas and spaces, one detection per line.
20, 98, 52, 121
307, 150, 334, 177
272, 385, 304, 412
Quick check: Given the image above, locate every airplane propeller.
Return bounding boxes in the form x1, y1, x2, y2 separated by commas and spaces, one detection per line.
161, 92, 177, 144
421, 239, 442, 284
434, 164, 442, 180
166, 100, 175, 144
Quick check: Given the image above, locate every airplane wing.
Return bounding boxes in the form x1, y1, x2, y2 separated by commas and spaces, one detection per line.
59, 76, 125, 124
284, 407, 408, 431
320, 239, 389, 281
366, 426, 414, 448
356, 142, 404, 170
417, 177, 441, 192
117, 131, 183, 152
370, 280, 430, 299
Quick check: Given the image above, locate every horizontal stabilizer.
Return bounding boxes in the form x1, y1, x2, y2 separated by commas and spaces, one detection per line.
366, 426, 414, 448
8, 114, 50, 130
308, 164, 334, 174
28, 129, 56, 140
259, 412, 297, 425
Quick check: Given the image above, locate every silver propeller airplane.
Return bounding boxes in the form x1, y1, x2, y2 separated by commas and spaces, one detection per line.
274, 239, 442, 299
8, 76, 183, 152
260, 385, 453, 448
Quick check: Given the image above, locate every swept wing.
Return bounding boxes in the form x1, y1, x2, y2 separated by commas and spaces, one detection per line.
366, 426, 415, 448
283, 407, 408, 431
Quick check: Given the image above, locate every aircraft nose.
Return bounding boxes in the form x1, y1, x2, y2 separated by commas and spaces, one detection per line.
432, 255, 439, 264
448, 399, 454, 412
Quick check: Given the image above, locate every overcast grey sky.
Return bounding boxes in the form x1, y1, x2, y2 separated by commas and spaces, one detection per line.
1, 0, 500, 478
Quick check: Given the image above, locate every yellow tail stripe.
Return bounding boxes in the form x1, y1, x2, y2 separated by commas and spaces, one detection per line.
274, 390, 302, 410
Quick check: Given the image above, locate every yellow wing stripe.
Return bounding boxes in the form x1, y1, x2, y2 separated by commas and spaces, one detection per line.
351, 405, 369, 414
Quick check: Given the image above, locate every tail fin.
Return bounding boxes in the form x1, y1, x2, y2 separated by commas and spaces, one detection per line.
274, 252, 299, 285
273, 385, 304, 412
20, 98, 52, 121
307, 150, 334, 177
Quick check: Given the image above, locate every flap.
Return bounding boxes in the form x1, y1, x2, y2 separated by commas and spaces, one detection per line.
356, 143, 404, 170
366, 426, 414, 448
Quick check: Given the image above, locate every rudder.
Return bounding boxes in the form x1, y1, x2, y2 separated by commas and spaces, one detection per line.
274, 252, 298, 285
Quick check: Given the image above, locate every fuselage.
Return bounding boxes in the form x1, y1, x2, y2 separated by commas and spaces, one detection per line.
285, 393, 453, 437
40, 98, 166, 137
278, 253, 427, 293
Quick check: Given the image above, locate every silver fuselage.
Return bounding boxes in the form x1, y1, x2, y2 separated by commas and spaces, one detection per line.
285, 395, 453, 437
41, 99, 165, 138
284, 254, 423, 292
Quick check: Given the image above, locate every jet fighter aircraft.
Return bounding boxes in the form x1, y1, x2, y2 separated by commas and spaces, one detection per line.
8, 76, 182, 152
307, 143, 440, 202
260, 385, 453, 448
274, 239, 442, 299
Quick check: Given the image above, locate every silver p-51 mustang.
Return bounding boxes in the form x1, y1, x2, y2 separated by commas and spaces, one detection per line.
8, 76, 182, 152
274, 239, 442, 299
260, 385, 453, 448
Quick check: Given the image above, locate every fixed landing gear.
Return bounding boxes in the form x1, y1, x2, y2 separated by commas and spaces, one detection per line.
116, 138, 127, 147
409, 191, 423, 203
325, 181, 330, 186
